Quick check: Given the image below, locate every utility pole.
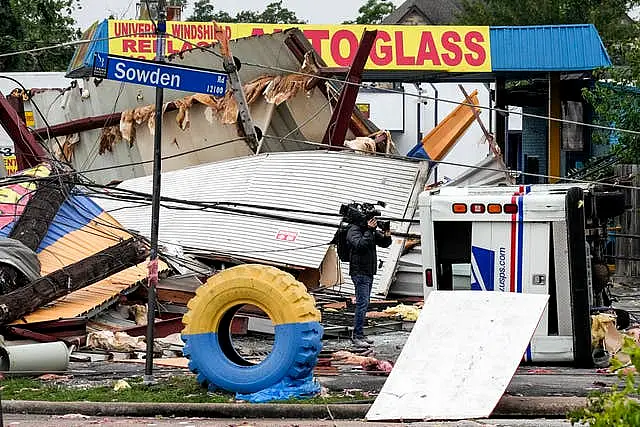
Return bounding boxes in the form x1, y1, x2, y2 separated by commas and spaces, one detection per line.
144, 0, 166, 385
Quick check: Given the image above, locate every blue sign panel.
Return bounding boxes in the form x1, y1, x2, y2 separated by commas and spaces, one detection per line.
92, 53, 227, 96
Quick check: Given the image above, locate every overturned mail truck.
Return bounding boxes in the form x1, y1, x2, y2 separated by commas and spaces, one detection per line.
419, 183, 625, 367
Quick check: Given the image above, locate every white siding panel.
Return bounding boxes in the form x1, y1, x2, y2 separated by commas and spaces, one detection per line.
96, 151, 428, 294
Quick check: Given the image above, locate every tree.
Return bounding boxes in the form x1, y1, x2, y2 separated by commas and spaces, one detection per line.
343, 0, 396, 24
1, 0, 82, 72
457, 0, 640, 160
187, 0, 305, 24
456, 0, 639, 65
187, 0, 215, 21
582, 73, 640, 163
0, 0, 26, 72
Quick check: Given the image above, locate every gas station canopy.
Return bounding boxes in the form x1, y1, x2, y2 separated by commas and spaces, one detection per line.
69, 21, 611, 82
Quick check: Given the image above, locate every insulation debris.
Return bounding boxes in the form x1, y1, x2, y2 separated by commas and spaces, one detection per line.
113, 379, 131, 391
263, 74, 311, 105
382, 304, 421, 321
332, 350, 378, 365
133, 104, 155, 125
344, 137, 377, 153
86, 330, 146, 352
128, 304, 147, 325
61, 134, 80, 161
591, 313, 621, 353
106, 70, 319, 154
589, 313, 640, 367
98, 126, 122, 154
331, 350, 394, 374
344, 130, 397, 154
174, 98, 192, 130
119, 109, 136, 145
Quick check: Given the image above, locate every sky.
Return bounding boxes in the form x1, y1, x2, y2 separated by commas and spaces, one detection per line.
72, 1, 406, 30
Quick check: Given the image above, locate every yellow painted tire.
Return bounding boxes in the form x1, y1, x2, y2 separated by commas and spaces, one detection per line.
181, 264, 323, 393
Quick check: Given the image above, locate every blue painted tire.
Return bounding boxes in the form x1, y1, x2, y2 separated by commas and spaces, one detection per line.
181, 264, 323, 394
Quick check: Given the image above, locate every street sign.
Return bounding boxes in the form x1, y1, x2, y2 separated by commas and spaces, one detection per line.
92, 53, 227, 96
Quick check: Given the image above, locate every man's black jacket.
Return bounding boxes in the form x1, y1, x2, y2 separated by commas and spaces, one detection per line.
346, 224, 392, 277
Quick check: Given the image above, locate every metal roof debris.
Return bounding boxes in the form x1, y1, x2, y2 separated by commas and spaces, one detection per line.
95, 150, 428, 296
0, 164, 166, 325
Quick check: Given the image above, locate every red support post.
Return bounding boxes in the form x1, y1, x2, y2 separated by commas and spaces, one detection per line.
0, 92, 48, 170
322, 30, 377, 147
31, 102, 181, 141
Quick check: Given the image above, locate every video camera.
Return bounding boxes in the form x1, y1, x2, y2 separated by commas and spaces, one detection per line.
339, 201, 390, 232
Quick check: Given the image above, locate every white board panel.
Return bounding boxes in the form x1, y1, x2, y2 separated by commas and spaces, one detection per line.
366, 291, 548, 421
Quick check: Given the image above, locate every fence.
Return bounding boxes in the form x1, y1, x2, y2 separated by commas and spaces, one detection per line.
613, 165, 640, 279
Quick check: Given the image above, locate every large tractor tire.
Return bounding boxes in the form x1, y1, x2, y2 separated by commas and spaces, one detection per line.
181, 264, 323, 394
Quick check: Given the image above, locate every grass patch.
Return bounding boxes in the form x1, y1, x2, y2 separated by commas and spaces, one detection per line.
0, 375, 371, 404
278, 392, 375, 404
1, 375, 231, 403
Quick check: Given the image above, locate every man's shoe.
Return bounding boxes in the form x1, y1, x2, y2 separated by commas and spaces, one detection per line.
362, 336, 374, 345
351, 337, 372, 347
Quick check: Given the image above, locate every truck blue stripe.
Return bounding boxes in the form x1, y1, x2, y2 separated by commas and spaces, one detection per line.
517, 195, 524, 293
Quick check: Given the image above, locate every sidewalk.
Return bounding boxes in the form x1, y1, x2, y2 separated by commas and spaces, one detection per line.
3, 395, 586, 420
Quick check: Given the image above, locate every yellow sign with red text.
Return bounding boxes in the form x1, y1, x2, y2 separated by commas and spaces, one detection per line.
3, 156, 17, 175
108, 20, 491, 72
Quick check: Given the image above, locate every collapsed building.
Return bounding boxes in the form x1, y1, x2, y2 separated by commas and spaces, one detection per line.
26, 29, 387, 185
0, 25, 507, 365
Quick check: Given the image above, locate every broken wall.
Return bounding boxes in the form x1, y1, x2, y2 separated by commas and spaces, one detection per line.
30, 31, 355, 185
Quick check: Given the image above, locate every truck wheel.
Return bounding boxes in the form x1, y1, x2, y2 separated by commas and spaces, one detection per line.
181, 264, 323, 394
592, 262, 610, 307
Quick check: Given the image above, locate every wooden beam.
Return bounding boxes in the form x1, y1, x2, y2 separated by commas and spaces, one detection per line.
548, 72, 562, 183
458, 85, 500, 158
9, 180, 74, 252
495, 77, 507, 157
0, 238, 149, 325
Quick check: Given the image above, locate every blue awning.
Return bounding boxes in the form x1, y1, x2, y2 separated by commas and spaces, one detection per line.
489, 24, 611, 72
67, 19, 109, 77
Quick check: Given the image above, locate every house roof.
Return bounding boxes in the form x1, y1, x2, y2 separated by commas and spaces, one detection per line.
382, 0, 463, 25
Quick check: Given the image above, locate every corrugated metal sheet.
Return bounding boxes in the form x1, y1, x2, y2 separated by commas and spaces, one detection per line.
12, 263, 150, 324
67, 19, 106, 77
96, 151, 428, 296
0, 165, 166, 323
490, 24, 611, 71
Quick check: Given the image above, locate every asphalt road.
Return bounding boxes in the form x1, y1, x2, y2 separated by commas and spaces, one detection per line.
2, 414, 581, 426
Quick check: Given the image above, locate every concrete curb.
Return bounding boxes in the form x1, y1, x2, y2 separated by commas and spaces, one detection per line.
3, 396, 587, 419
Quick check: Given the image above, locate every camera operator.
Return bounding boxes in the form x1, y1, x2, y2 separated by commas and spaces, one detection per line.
347, 216, 392, 347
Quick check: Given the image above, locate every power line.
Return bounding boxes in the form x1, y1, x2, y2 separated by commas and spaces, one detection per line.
262, 134, 640, 191
173, 38, 640, 138
2, 130, 640, 195
0, 136, 247, 188
240, 59, 640, 137
0, 32, 157, 59
2, 130, 640, 196
2, 27, 638, 139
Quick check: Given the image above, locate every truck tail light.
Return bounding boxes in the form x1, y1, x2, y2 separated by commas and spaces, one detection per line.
452, 203, 467, 214
487, 203, 502, 214
425, 268, 433, 287
504, 204, 518, 214
470, 203, 485, 213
